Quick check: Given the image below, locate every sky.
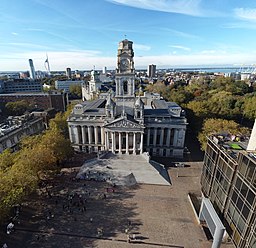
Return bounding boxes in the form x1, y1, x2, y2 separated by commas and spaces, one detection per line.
1, 0, 256, 71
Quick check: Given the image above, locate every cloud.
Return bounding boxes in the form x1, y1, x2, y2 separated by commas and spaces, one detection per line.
169, 45, 191, 51
159, 28, 200, 39
234, 8, 256, 21
7, 42, 51, 50
133, 43, 151, 51
11, 32, 18, 36
1, 50, 256, 71
108, 0, 204, 17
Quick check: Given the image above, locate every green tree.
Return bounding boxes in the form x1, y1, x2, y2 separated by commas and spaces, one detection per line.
0, 149, 16, 172
243, 95, 256, 120
5, 100, 29, 115
69, 84, 82, 98
198, 118, 249, 151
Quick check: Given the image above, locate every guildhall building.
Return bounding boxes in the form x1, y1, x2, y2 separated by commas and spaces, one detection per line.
67, 39, 187, 157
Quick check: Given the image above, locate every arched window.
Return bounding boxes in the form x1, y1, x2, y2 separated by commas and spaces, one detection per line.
137, 111, 141, 118
123, 80, 128, 94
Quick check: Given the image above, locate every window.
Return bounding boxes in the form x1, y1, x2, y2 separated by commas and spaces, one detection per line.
240, 182, 248, 199
235, 177, 242, 191
247, 189, 255, 206
241, 204, 250, 220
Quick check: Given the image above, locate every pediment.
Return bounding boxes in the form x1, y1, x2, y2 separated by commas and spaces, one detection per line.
104, 118, 143, 129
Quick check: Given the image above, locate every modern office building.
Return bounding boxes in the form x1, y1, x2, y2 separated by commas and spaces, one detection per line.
102, 66, 107, 74
147, 64, 156, 78
0, 79, 42, 93
29, 59, 36, 80
67, 39, 187, 157
201, 121, 256, 248
55, 80, 84, 93
66, 68, 72, 79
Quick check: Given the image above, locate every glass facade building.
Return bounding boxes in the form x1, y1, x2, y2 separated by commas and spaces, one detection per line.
201, 135, 256, 248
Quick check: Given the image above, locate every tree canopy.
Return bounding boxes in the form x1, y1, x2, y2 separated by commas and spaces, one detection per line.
0, 107, 74, 222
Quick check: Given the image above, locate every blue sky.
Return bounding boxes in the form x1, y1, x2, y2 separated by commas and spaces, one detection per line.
1, 0, 256, 71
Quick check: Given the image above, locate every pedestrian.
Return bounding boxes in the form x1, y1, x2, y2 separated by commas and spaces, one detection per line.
127, 234, 131, 243
6, 222, 14, 234
2, 243, 8, 248
90, 217, 93, 223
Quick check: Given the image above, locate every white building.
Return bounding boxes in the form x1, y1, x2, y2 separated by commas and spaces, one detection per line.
82, 70, 102, 101
68, 39, 187, 157
55, 80, 84, 93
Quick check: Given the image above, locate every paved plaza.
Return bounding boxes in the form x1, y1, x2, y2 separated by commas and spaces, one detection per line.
77, 153, 170, 186
0, 153, 234, 248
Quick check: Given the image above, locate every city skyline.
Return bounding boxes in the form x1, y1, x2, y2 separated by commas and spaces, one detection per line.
1, 0, 256, 71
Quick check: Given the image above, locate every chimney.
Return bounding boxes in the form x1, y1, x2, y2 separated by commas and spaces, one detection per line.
247, 119, 256, 151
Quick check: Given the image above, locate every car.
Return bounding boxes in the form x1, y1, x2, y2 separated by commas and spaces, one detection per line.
175, 162, 185, 167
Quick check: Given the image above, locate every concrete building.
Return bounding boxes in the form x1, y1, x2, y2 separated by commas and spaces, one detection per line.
0, 114, 44, 153
147, 64, 156, 78
200, 121, 256, 248
102, 66, 107, 74
67, 39, 187, 157
0, 79, 42, 93
55, 80, 84, 93
29, 59, 36, 80
66, 68, 72, 79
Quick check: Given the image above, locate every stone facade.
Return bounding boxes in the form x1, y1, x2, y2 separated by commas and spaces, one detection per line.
67, 39, 187, 157
0, 114, 44, 153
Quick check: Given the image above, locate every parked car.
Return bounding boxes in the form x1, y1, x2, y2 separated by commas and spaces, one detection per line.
175, 162, 185, 167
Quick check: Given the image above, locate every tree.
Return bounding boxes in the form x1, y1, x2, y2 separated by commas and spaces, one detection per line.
5, 100, 29, 115
0, 149, 16, 172
69, 84, 82, 98
198, 118, 249, 151
243, 96, 256, 120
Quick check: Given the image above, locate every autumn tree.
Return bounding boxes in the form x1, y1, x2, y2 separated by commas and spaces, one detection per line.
69, 84, 82, 98
5, 100, 29, 115
198, 118, 249, 151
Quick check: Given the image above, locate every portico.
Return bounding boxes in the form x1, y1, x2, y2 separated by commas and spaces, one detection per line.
104, 130, 143, 154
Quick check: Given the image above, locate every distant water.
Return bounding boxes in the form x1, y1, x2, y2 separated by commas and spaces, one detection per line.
174, 67, 241, 74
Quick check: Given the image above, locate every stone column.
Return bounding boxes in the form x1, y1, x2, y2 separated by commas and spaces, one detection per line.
160, 128, 164, 146
166, 129, 171, 147
94, 126, 98, 145
133, 132, 136, 154
111, 132, 115, 153
105, 131, 109, 150
82, 126, 86, 144
74, 126, 79, 144
101, 127, 105, 145
153, 128, 157, 146
173, 129, 179, 146
126, 132, 129, 154
119, 132, 122, 153
140, 132, 143, 154
88, 126, 92, 145
69, 126, 73, 143
147, 128, 150, 146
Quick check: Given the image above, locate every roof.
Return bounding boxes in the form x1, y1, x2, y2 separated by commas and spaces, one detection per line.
144, 109, 170, 116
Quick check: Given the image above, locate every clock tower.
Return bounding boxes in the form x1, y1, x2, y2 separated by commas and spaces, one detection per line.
115, 39, 135, 97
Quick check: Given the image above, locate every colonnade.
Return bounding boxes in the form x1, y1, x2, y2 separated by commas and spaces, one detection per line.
69, 125, 143, 154
146, 127, 178, 147
105, 131, 143, 154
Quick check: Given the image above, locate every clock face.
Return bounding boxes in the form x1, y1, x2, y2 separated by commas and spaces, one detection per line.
120, 59, 129, 70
